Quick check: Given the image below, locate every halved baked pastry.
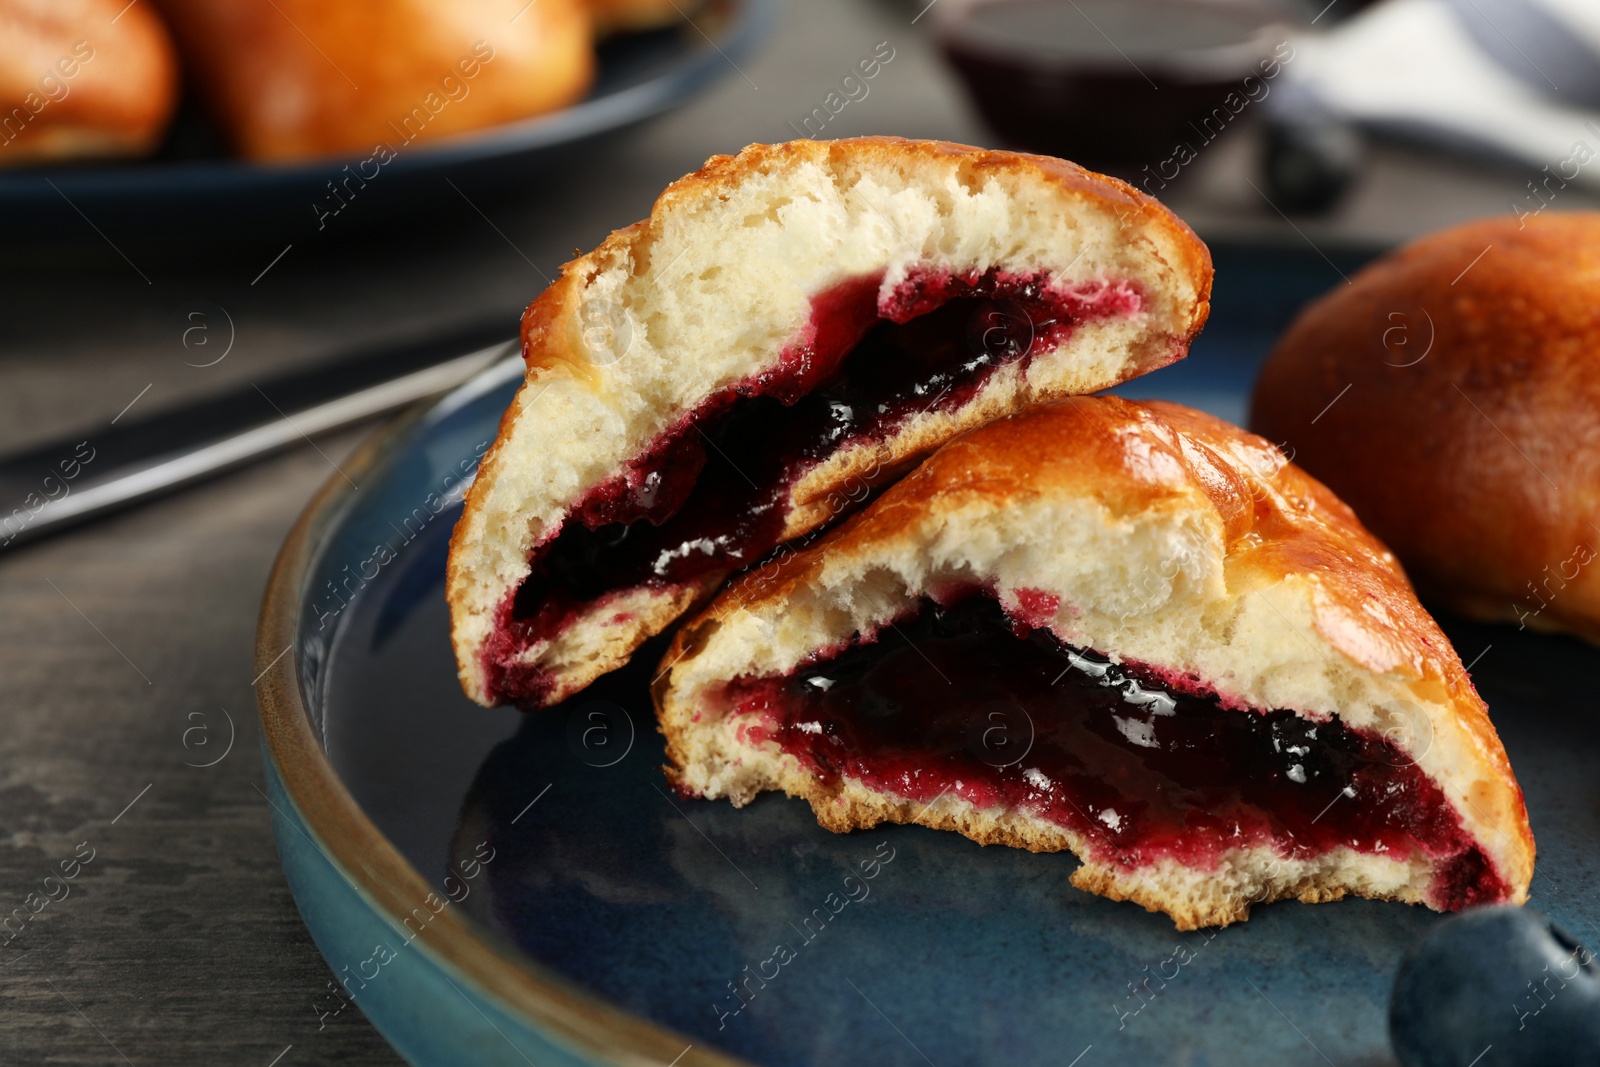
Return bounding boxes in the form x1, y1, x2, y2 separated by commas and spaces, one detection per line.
448, 137, 1213, 707
653, 397, 1534, 929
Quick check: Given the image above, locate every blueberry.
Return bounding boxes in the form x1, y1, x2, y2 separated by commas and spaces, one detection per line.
1259, 84, 1362, 216
1261, 112, 1362, 216
1390, 906, 1600, 1067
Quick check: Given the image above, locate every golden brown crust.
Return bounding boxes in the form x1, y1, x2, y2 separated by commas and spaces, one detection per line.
656, 397, 1535, 911
1251, 213, 1600, 645
153, 0, 593, 160
0, 0, 178, 164
672, 397, 1469, 699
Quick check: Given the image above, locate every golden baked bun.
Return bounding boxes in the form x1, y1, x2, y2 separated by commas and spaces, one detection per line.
153, 0, 593, 161
655, 397, 1534, 929
0, 0, 178, 165
1251, 214, 1600, 644
447, 137, 1212, 709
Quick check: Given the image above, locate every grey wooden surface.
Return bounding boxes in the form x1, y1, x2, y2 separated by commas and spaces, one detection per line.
1, 0, 1596, 1063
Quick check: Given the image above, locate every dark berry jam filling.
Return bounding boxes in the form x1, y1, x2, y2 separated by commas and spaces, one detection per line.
498, 269, 1143, 665
726, 593, 1503, 910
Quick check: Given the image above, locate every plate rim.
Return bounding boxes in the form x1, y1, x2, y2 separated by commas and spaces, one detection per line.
254, 374, 754, 1067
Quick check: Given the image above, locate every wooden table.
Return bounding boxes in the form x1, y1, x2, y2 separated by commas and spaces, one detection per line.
2, 0, 1595, 1062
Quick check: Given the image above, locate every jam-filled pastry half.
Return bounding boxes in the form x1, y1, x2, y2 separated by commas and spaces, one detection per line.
448, 137, 1213, 708
653, 397, 1534, 929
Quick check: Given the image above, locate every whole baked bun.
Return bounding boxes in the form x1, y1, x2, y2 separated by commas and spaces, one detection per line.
0, 0, 178, 165
654, 397, 1534, 930
1251, 214, 1600, 644
447, 137, 1213, 708
152, 0, 592, 161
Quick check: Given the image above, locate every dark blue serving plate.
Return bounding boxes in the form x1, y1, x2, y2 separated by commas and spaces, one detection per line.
256, 241, 1600, 1066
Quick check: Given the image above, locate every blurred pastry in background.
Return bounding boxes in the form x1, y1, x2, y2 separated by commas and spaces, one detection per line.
1251, 213, 1600, 644
0, 0, 179, 165
153, 0, 594, 161
585, 0, 697, 35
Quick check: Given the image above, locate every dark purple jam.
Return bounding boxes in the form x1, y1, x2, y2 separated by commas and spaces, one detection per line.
494, 270, 1144, 686
727, 593, 1503, 908
515, 296, 1024, 598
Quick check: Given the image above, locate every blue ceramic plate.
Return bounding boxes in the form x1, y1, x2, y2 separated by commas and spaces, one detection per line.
255, 241, 1600, 1067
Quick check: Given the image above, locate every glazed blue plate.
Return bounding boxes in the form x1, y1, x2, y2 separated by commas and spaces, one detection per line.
255, 241, 1600, 1067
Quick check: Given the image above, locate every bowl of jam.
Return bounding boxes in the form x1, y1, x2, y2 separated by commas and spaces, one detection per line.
936, 0, 1305, 183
